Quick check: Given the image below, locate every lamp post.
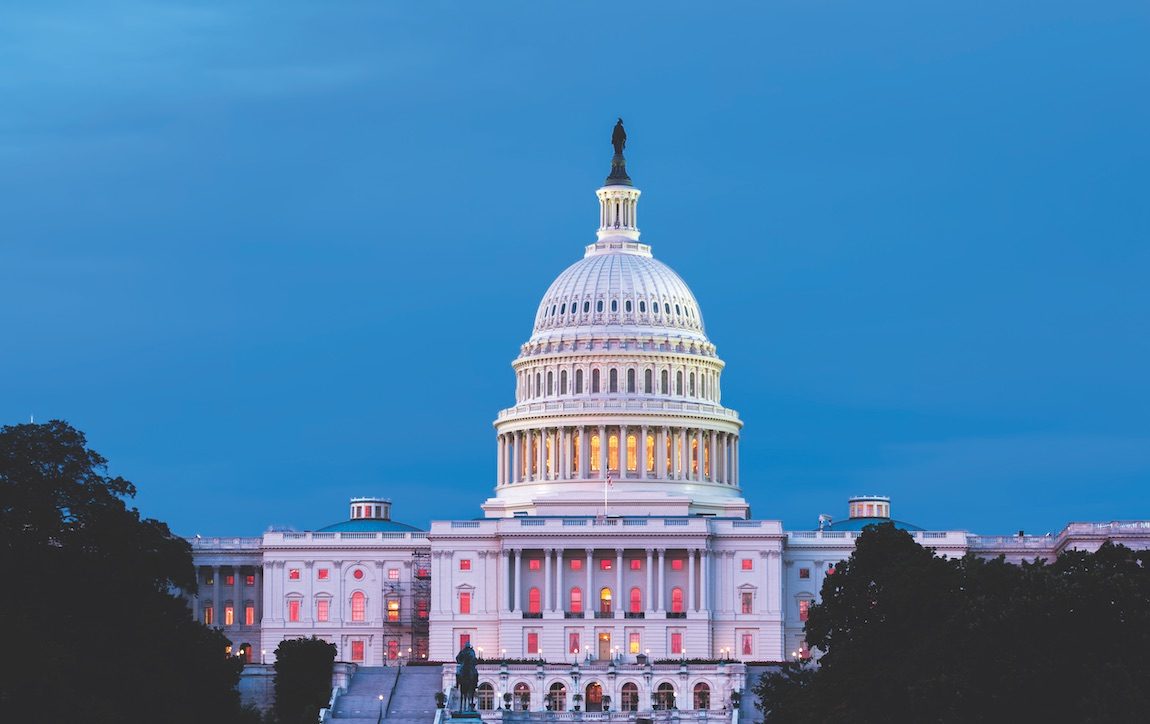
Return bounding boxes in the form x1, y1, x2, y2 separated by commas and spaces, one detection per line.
377, 693, 384, 724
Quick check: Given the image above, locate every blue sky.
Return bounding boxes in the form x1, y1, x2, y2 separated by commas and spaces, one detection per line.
1, 1, 1147, 536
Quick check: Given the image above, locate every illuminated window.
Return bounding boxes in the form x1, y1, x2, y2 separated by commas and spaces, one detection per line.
630, 559, 641, 571
527, 632, 539, 654
351, 592, 366, 622
385, 598, 398, 622
627, 368, 636, 393
600, 558, 612, 571
646, 434, 655, 472
691, 438, 699, 475
590, 435, 601, 472
528, 588, 541, 614
351, 640, 364, 662
591, 369, 600, 393
529, 559, 541, 571
203, 606, 214, 625
459, 634, 471, 651
671, 632, 683, 654
644, 369, 653, 393
799, 599, 811, 622
608, 434, 619, 470
568, 632, 580, 654
224, 605, 234, 626
388, 640, 399, 660
609, 368, 618, 393
671, 587, 684, 613
704, 441, 710, 476
288, 569, 300, 581
599, 588, 612, 614
666, 435, 672, 472
799, 568, 810, 579
204, 572, 214, 585
417, 600, 429, 619
569, 588, 582, 613
626, 434, 637, 471
245, 604, 255, 626
460, 559, 472, 571
629, 587, 642, 612
676, 436, 683, 473
545, 433, 553, 476
317, 599, 330, 622
866, 503, 875, 516
628, 633, 640, 655
317, 568, 329, 580
741, 559, 753, 571
388, 568, 399, 580
531, 432, 539, 475
671, 559, 684, 571
352, 569, 364, 581
225, 574, 235, 586
460, 591, 471, 614
575, 369, 583, 394
742, 633, 753, 656
245, 574, 255, 586
741, 592, 753, 614
288, 599, 300, 622
571, 433, 579, 474
570, 559, 582, 571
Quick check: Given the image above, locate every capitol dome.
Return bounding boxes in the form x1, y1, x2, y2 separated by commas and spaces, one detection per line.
484, 122, 747, 519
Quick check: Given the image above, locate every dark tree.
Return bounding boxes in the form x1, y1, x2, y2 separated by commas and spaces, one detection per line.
753, 522, 1150, 724
272, 637, 337, 724
0, 420, 252, 724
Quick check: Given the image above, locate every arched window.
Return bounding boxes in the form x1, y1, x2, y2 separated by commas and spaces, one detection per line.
693, 683, 711, 710
478, 683, 496, 710
535, 373, 541, 398
560, 370, 568, 395
590, 435, 601, 472
599, 587, 613, 614
351, 591, 366, 622
676, 371, 683, 395
569, 588, 583, 614
646, 434, 655, 472
626, 368, 636, 393
592, 369, 601, 393
528, 587, 541, 614
671, 587, 684, 613
621, 683, 639, 712
513, 683, 531, 711
626, 434, 637, 472
654, 683, 675, 710
644, 369, 653, 393
575, 369, 584, 394
547, 371, 554, 396
661, 370, 669, 394
608, 434, 619, 471
609, 369, 618, 393
629, 587, 642, 613
547, 682, 567, 711
689, 372, 695, 396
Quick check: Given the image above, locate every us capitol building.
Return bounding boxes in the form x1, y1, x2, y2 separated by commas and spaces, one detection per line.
188, 123, 1150, 717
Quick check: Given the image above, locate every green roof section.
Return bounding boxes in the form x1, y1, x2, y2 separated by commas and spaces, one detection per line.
317, 518, 424, 533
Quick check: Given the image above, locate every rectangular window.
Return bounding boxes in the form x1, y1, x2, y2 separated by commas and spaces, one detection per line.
799, 568, 810, 579
460, 592, 472, 614
460, 633, 471, 650
388, 568, 400, 580
388, 640, 399, 660
225, 574, 235, 586
630, 559, 642, 571
245, 574, 255, 586
288, 599, 300, 622
671, 559, 683, 571
317, 599, 330, 622
317, 568, 329, 580
224, 605, 234, 626
351, 640, 364, 662
527, 632, 539, 654
608, 433, 620, 470
742, 633, 753, 656
799, 600, 811, 622
288, 569, 301, 581
741, 559, 753, 571
570, 559, 582, 571
529, 559, 541, 571
600, 559, 612, 571
459, 559, 472, 571
245, 605, 255, 626
352, 595, 366, 622
670, 632, 683, 654
387, 599, 399, 622
568, 632, 580, 655
741, 592, 753, 614
417, 600, 429, 619
203, 606, 214, 625
629, 632, 641, 654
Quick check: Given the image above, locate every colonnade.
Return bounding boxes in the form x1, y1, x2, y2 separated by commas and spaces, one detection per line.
197, 564, 261, 629
496, 425, 739, 487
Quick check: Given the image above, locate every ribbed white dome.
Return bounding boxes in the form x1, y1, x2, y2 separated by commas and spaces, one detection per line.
530, 241, 708, 344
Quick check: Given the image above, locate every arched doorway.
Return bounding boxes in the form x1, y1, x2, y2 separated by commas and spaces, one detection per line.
693, 682, 711, 710
621, 682, 639, 712
599, 587, 612, 614
547, 682, 567, 711
585, 682, 603, 712
654, 682, 675, 710
477, 683, 495, 711
513, 682, 531, 711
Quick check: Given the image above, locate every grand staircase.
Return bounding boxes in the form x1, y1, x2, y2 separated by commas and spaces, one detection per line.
330, 665, 441, 724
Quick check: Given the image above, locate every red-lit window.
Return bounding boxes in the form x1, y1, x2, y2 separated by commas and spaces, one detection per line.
569, 588, 582, 613
671, 632, 683, 654
317, 568, 329, 580
741, 592, 754, 614
741, 559, 753, 571
417, 566, 430, 577
529, 559, 541, 571
388, 568, 400, 580
799, 600, 811, 622
568, 632, 580, 655
224, 605, 234, 625
460, 633, 471, 650
742, 633, 753, 656
386, 599, 399, 623
351, 640, 364, 662
671, 559, 683, 571
630, 559, 642, 570
570, 559, 582, 571
417, 600, 429, 619
245, 574, 255, 586
600, 559, 612, 571
528, 588, 541, 614
671, 587, 684, 613
203, 606, 214, 625
288, 599, 300, 622
629, 587, 642, 613
799, 640, 810, 659
317, 599, 330, 622
351, 592, 366, 622
799, 568, 810, 579
352, 569, 364, 580
388, 640, 399, 660
225, 574, 235, 586
245, 604, 255, 626
826, 565, 836, 575
460, 592, 472, 614
460, 559, 472, 571
527, 632, 539, 654
288, 569, 300, 581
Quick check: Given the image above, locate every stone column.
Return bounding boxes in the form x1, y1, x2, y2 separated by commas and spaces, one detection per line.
232, 566, 242, 626
766, 552, 780, 614
700, 550, 709, 612
511, 432, 520, 483
656, 550, 665, 611
688, 550, 696, 612
513, 550, 522, 613
615, 548, 624, 616
598, 425, 607, 478
257, 564, 266, 624
585, 549, 593, 616
544, 548, 553, 612
497, 434, 504, 485
680, 428, 689, 479
695, 428, 704, 481
709, 430, 717, 482
213, 566, 221, 627
536, 431, 545, 482
657, 427, 668, 479
733, 437, 739, 486
556, 549, 564, 612
502, 550, 511, 613
580, 426, 590, 479
619, 424, 628, 476
645, 549, 654, 613
304, 562, 314, 623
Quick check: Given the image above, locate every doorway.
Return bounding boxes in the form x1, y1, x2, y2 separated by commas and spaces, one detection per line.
598, 632, 611, 660
585, 682, 603, 712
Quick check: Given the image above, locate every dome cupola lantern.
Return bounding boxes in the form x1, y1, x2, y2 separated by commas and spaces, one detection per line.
597, 118, 641, 242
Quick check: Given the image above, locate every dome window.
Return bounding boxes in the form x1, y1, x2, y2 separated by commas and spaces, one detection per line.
609, 369, 619, 393
627, 368, 636, 393
551, 305, 557, 316
675, 304, 682, 316
611, 299, 618, 312
591, 369, 601, 393
664, 302, 671, 314
639, 301, 646, 313
560, 303, 566, 315
583, 301, 590, 313
644, 369, 653, 393
625, 300, 632, 313
596, 300, 604, 313
575, 369, 584, 394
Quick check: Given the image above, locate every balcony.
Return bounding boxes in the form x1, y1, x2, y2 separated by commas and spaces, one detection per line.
522, 612, 543, 619
564, 611, 585, 619
594, 611, 614, 619
667, 612, 687, 619
624, 612, 645, 619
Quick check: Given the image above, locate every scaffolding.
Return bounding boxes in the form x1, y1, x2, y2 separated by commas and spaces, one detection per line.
381, 549, 432, 662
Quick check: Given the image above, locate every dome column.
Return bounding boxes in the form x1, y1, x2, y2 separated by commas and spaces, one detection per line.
619, 424, 629, 478
598, 424, 608, 479
696, 429, 705, 482
709, 430, 717, 482
639, 425, 648, 480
